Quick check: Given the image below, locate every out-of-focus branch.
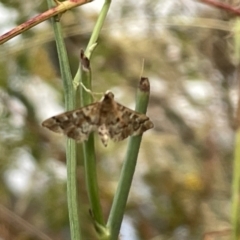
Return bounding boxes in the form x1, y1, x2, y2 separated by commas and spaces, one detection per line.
200, 0, 240, 15
0, 204, 52, 240
0, 0, 92, 45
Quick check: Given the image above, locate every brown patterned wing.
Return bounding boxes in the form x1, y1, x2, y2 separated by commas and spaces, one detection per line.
42, 102, 101, 142
107, 102, 154, 142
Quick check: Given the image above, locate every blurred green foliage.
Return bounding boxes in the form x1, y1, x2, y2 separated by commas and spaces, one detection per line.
0, 0, 238, 239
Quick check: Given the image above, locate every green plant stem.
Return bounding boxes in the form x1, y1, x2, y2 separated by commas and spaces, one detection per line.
107, 78, 151, 240
79, 53, 105, 227
233, 19, 240, 63
232, 129, 240, 240
73, 0, 112, 88
71, 0, 112, 237
85, 0, 112, 58
231, 18, 240, 240
46, 1, 81, 239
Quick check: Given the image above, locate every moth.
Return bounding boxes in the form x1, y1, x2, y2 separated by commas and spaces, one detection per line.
42, 91, 154, 147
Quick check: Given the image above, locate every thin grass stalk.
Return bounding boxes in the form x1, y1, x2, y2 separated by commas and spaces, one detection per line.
79, 51, 105, 228
107, 77, 151, 240
71, 0, 112, 237
231, 18, 240, 240
46, 1, 81, 239
232, 130, 240, 240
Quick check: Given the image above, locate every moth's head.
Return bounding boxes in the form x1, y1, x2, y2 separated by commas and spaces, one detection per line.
100, 91, 116, 112
102, 91, 114, 102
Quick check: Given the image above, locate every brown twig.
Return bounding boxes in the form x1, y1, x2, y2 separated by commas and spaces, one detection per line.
0, 204, 53, 240
0, 0, 92, 45
202, 228, 231, 240
199, 0, 240, 15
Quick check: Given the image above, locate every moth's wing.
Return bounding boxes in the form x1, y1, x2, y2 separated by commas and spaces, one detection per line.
107, 103, 154, 142
42, 102, 100, 142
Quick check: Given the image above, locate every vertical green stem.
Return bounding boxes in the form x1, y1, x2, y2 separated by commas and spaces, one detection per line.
232, 130, 240, 240
46, 1, 80, 239
85, 0, 112, 58
71, 0, 112, 237
107, 78, 151, 240
231, 18, 240, 240
79, 51, 105, 228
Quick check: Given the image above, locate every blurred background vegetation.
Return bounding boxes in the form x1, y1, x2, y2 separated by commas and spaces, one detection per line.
0, 0, 239, 239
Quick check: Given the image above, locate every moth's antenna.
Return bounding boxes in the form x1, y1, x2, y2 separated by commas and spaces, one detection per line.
80, 82, 104, 100
139, 58, 145, 78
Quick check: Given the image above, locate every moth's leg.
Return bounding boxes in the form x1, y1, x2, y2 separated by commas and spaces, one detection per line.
79, 82, 105, 101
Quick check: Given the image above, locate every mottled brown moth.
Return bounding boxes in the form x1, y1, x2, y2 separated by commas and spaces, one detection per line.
42, 91, 153, 147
